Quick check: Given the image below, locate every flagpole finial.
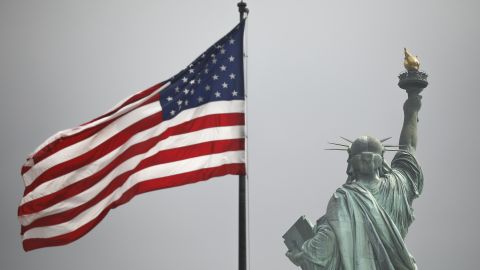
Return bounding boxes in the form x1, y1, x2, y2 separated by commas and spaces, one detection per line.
237, 1, 249, 20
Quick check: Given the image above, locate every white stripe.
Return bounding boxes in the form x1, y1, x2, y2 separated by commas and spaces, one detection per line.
23, 102, 162, 186
22, 150, 245, 239
25, 83, 169, 162
19, 125, 244, 226
21, 100, 244, 203
92, 83, 168, 126
80, 83, 167, 130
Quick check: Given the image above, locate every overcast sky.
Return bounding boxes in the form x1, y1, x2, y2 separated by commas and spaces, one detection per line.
1, 0, 480, 269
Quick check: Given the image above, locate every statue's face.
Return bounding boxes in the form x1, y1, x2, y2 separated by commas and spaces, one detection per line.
350, 152, 382, 176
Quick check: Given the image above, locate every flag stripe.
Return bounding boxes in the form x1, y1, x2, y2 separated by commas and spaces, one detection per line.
21, 139, 244, 233
20, 134, 244, 228
81, 81, 167, 126
21, 101, 244, 206
23, 97, 162, 187
22, 150, 244, 240
24, 108, 163, 195
19, 118, 244, 219
22, 163, 245, 251
25, 89, 166, 172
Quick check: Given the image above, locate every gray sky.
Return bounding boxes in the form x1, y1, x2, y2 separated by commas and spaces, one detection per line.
1, 0, 480, 269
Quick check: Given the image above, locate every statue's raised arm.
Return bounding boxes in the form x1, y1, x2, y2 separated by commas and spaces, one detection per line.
398, 48, 428, 155
399, 94, 421, 154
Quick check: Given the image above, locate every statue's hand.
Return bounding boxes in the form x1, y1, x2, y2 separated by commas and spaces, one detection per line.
403, 94, 422, 114
286, 249, 304, 266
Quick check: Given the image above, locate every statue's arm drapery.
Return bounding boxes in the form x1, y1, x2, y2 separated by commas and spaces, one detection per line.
391, 151, 424, 204
300, 218, 338, 270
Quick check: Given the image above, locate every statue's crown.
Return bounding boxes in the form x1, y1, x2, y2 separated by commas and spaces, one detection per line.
350, 136, 384, 156
326, 136, 401, 155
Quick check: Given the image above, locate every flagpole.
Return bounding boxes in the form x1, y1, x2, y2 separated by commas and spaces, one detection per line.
237, 2, 248, 270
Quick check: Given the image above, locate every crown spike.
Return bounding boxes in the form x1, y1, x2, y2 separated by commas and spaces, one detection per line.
383, 149, 409, 153
328, 142, 350, 148
380, 137, 392, 143
339, 136, 353, 143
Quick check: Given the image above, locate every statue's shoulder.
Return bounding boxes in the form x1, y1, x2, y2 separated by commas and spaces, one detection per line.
329, 183, 372, 204
326, 184, 362, 222
337, 182, 364, 194
329, 185, 348, 199
327, 184, 358, 208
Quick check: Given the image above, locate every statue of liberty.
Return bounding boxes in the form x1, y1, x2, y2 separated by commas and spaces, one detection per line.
285, 49, 428, 270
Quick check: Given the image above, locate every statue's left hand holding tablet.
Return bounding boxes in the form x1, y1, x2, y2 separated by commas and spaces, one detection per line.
286, 249, 304, 266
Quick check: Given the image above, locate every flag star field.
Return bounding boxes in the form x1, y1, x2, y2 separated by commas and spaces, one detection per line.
160, 24, 245, 120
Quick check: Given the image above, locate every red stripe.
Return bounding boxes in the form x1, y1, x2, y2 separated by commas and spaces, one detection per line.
19, 113, 244, 216
21, 166, 31, 175
81, 82, 166, 126
21, 138, 244, 234
26, 93, 160, 169
22, 163, 245, 251
24, 109, 163, 196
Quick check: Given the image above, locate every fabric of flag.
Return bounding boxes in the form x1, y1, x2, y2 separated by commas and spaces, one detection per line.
18, 21, 246, 251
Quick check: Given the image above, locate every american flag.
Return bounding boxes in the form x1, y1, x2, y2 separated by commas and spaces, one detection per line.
18, 21, 246, 251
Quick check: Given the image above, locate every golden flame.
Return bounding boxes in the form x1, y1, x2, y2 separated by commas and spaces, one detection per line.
403, 48, 420, 71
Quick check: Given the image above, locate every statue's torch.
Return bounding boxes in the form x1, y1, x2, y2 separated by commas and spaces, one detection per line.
398, 48, 428, 97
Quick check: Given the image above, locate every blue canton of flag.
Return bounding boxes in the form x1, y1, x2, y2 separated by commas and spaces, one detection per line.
160, 21, 245, 120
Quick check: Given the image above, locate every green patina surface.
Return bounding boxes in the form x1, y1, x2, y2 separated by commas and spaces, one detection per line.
300, 151, 422, 270
287, 67, 428, 270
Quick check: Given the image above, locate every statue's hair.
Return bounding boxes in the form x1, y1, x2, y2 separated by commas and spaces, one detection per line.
345, 156, 392, 184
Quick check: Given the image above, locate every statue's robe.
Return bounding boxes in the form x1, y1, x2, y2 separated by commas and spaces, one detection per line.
301, 152, 423, 270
